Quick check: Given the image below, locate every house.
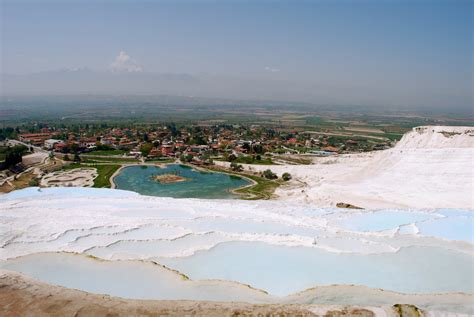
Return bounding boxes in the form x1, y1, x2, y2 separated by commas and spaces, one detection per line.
44, 139, 64, 150
321, 146, 340, 153
160, 144, 175, 156
148, 148, 162, 157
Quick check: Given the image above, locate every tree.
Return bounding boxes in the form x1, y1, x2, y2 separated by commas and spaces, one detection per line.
282, 172, 292, 181
73, 153, 81, 162
140, 143, 153, 157
228, 154, 237, 162
253, 144, 264, 154
3, 145, 27, 169
262, 169, 277, 180
180, 154, 193, 163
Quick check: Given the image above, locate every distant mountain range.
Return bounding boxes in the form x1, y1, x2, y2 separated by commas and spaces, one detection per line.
1, 69, 472, 116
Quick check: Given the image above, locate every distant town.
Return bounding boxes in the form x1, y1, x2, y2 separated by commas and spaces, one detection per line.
0, 121, 396, 194
2, 122, 393, 163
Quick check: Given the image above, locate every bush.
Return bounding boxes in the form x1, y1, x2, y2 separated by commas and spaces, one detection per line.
180, 154, 193, 163
230, 161, 243, 172
262, 169, 277, 180
282, 172, 292, 181
73, 153, 81, 162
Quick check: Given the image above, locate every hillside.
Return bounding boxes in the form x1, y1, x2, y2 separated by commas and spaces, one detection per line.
228, 126, 474, 209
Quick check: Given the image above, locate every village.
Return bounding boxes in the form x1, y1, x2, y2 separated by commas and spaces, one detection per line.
5, 122, 392, 161
0, 122, 393, 195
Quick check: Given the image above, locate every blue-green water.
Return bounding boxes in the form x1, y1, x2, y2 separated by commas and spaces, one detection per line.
113, 164, 251, 199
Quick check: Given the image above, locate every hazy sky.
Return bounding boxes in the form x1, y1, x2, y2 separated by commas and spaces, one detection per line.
1, 0, 472, 108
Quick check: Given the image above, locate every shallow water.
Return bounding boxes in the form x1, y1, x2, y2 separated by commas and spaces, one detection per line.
331, 210, 435, 232
416, 216, 474, 242
113, 164, 250, 199
0, 252, 271, 302
159, 241, 474, 296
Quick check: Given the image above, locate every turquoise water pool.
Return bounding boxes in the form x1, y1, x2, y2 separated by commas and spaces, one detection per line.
159, 242, 474, 296
113, 164, 251, 199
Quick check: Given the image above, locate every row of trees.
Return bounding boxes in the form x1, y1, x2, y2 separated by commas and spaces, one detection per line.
229, 163, 292, 181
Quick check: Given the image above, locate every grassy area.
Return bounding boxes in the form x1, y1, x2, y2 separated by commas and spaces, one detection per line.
87, 149, 128, 156
274, 156, 312, 165
205, 165, 280, 200
216, 155, 275, 165
234, 174, 280, 200
145, 157, 176, 163
81, 156, 139, 163
92, 164, 121, 188
61, 162, 120, 188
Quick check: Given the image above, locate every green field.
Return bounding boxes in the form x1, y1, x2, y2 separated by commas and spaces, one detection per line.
93, 164, 121, 188
205, 165, 280, 200
88, 149, 128, 156
81, 156, 139, 163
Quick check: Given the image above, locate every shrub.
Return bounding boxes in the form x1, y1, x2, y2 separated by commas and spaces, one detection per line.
262, 169, 277, 180
282, 172, 292, 181
28, 178, 39, 186
230, 161, 243, 172
73, 153, 81, 162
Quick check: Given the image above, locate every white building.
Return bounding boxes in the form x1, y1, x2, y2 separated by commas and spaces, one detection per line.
44, 139, 64, 150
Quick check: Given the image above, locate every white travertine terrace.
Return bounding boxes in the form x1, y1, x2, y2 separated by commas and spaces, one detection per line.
0, 126, 472, 314
216, 126, 474, 209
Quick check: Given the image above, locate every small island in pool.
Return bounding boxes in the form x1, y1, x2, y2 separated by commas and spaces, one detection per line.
151, 173, 190, 184
113, 164, 251, 199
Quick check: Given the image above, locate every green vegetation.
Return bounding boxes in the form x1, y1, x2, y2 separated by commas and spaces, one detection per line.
179, 154, 193, 163
205, 165, 280, 200
230, 161, 243, 172
234, 173, 280, 200
222, 154, 274, 165
275, 156, 312, 165
234, 155, 274, 165
28, 178, 40, 186
92, 164, 121, 188
0, 146, 7, 161
282, 172, 292, 181
0, 144, 28, 169
304, 116, 323, 125
145, 157, 175, 163
81, 156, 139, 163
62, 162, 82, 170
89, 149, 128, 156
61, 163, 120, 188
262, 169, 278, 180
140, 143, 153, 156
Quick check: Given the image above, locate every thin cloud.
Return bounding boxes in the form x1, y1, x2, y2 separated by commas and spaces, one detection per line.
264, 66, 280, 73
110, 51, 143, 72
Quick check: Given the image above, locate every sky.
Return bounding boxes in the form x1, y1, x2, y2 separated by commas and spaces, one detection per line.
0, 0, 472, 109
